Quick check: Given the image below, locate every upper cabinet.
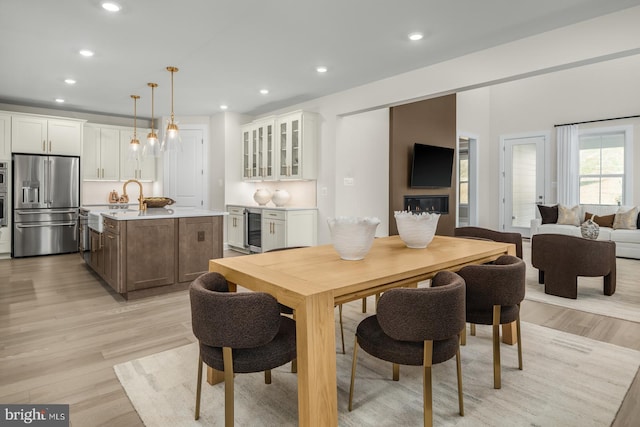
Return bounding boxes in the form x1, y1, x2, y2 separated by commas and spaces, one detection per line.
242, 117, 276, 181
0, 113, 10, 159
120, 128, 156, 181
242, 111, 317, 182
12, 114, 83, 156
278, 111, 317, 180
83, 125, 120, 180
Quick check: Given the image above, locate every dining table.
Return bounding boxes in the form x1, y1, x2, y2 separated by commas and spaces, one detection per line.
208, 234, 516, 427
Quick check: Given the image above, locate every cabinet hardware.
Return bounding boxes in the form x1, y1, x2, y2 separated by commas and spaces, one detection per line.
101, 168, 104, 178
42, 140, 46, 151
49, 140, 52, 152
97, 168, 100, 177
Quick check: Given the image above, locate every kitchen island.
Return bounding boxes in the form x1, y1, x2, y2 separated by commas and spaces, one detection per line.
85, 207, 226, 299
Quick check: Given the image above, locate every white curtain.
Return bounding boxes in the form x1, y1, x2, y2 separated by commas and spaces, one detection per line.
556, 124, 579, 206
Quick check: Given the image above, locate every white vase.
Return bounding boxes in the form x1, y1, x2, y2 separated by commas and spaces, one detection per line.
394, 211, 440, 248
327, 216, 380, 260
272, 189, 291, 207
253, 188, 272, 206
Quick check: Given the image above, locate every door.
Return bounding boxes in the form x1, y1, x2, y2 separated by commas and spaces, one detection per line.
13, 154, 46, 209
500, 134, 547, 237
48, 156, 79, 208
170, 128, 204, 207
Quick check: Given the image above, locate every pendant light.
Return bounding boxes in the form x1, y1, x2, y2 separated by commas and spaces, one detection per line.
161, 66, 181, 152
144, 82, 160, 157
128, 95, 141, 162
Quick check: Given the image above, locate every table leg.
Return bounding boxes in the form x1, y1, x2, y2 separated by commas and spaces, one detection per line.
295, 291, 338, 427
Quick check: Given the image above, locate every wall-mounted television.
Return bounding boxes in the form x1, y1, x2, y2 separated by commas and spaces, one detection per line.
410, 143, 454, 188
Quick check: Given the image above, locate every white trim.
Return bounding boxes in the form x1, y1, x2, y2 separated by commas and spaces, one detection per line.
456, 130, 479, 226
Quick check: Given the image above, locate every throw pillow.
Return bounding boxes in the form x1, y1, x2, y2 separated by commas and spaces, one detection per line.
584, 212, 615, 228
537, 204, 558, 224
557, 204, 580, 226
613, 207, 639, 230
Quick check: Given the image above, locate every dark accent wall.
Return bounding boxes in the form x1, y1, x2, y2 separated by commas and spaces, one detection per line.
389, 94, 457, 236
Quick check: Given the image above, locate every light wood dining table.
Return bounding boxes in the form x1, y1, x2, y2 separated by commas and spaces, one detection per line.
208, 235, 516, 426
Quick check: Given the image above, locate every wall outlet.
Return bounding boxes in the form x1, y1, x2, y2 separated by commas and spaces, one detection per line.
343, 177, 354, 186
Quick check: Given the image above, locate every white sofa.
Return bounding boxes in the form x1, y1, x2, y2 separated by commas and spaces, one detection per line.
530, 204, 640, 259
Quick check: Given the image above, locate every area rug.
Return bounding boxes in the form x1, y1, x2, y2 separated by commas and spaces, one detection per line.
522, 241, 640, 323
115, 318, 639, 426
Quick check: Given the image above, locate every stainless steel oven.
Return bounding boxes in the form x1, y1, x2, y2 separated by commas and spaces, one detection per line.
245, 207, 262, 253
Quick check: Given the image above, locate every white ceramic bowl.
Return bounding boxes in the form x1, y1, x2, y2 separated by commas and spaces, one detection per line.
394, 211, 440, 248
327, 216, 380, 260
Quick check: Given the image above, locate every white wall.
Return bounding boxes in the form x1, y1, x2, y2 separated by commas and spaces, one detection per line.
334, 108, 390, 236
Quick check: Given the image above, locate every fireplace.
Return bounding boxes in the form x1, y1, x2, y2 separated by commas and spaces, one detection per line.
404, 195, 449, 214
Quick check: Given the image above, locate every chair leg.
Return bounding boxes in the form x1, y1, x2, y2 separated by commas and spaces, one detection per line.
516, 308, 523, 370
348, 336, 359, 411
470, 323, 476, 336
339, 304, 345, 354
492, 305, 501, 389
195, 355, 203, 420
460, 325, 466, 346
291, 310, 298, 373
456, 344, 464, 416
264, 369, 271, 384
423, 340, 434, 427
223, 347, 234, 427
393, 363, 400, 381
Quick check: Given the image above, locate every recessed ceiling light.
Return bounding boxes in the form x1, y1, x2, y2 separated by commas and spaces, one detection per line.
101, 2, 121, 12
408, 32, 423, 41
260, 89, 269, 95
79, 49, 94, 57
64, 79, 76, 85
316, 66, 328, 73
55, 98, 65, 103
220, 105, 228, 110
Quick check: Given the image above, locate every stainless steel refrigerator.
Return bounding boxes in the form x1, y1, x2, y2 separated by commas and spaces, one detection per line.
12, 154, 80, 257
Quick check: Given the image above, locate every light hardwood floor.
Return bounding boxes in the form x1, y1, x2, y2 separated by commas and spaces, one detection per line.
1, 251, 638, 426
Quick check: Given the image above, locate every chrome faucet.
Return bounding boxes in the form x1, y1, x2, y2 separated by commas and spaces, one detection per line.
122, 179, 147, 211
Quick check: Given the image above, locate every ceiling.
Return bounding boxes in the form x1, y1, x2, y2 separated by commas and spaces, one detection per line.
1, 0, 639, 120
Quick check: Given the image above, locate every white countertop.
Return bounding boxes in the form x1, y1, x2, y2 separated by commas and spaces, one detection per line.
99, 207, 227, 221
226, 204, 318, 211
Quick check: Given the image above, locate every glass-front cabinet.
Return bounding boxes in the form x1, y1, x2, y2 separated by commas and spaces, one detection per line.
277, 111, 317, 180
241, 117, 276, 181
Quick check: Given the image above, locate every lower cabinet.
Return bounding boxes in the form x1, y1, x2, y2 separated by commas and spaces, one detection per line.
89, 216, 223, 298
89, 229, 104, 275
226, 205, 246, 251
261, 209, 317, 252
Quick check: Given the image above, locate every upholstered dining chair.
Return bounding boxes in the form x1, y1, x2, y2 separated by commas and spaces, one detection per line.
454, 226, 523, 345
189, 272, 297, 426
456, 255, 526, 389
348, 271, 466, 427
454, 226, 523, 259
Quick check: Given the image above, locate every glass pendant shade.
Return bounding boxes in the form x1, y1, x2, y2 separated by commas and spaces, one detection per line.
144, 82, 161, 158
128, 95, 142, 162
161, 66, 181, 152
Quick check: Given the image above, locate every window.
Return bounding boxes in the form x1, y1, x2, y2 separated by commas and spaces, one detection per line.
578, 126, 632, 205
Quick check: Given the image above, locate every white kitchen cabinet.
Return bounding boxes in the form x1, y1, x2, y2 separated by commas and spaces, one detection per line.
12, 114, 83, 155
226, 205, 246, 251
261, 208, 317, 252
277, 111, 317, 180
0, 113, 10, 159
241, 117, 276, 181
120, 128, 155, 181
83, 125, 120, 180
